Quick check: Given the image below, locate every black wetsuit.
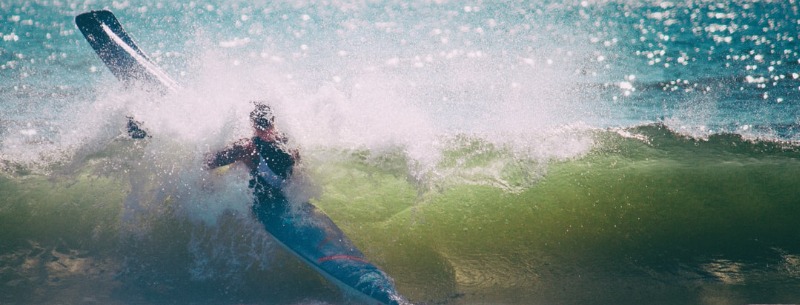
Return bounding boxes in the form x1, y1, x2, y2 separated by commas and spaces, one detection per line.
249, 136, 297, 221
205, 134, 297, 220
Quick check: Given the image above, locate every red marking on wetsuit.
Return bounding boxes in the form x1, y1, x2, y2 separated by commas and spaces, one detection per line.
317, 255, 369, 264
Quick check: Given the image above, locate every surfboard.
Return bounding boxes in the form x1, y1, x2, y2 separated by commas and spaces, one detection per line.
76, 10, 178, 138
75, 10, 178, 93
254, 196, 405, 305
75, 10, 407, 304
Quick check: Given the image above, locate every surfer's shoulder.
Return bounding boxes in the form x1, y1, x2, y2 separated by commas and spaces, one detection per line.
235, 138, 256, 150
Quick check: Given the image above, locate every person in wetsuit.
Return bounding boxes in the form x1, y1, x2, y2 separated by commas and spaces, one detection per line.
205, 103, 300, 207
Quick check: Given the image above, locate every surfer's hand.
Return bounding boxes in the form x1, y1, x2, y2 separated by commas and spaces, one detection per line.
202, 152, 218, 170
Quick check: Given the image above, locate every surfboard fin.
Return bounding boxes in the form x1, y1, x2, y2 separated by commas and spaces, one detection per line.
125, 116, 149, 139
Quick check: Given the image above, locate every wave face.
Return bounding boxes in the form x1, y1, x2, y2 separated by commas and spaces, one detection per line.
2, 126, 799, 304
2, 0, 800, 304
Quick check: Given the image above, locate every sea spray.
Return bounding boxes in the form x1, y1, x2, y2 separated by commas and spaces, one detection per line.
2, 0, 800, 304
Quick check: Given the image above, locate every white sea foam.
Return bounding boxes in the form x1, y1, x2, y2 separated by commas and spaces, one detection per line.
0, 0, 606, 230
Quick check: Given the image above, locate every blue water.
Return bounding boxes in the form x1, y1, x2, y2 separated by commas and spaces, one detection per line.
2, 1, 800, 304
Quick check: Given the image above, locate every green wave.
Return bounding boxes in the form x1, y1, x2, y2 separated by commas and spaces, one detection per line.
311, 125, 800, 304
2, 126, 800, 304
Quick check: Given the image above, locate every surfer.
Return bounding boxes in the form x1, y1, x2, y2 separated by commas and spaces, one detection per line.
204, 103, 405, 305
204, 103, 299, 203
77, 10, 405, 303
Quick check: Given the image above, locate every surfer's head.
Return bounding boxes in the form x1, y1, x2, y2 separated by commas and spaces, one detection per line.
250, 102, 274, 131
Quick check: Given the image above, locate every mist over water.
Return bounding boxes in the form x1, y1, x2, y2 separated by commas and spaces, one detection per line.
2, 1, 800, 304
2, 0, 611, 169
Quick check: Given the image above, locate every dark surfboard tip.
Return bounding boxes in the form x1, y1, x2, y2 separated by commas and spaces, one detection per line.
75, 9, 177, 92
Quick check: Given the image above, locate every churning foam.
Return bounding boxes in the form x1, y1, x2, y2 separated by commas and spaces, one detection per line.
0, 10, 606, 225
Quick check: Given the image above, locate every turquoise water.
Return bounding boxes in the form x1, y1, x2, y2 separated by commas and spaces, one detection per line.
2, 1, 800, 304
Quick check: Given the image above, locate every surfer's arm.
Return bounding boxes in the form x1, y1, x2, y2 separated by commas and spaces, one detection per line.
289, 147, 300, 163
204, 139, 254, 169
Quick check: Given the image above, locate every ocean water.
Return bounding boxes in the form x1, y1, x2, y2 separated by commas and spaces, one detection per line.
2, 0, 800, 304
